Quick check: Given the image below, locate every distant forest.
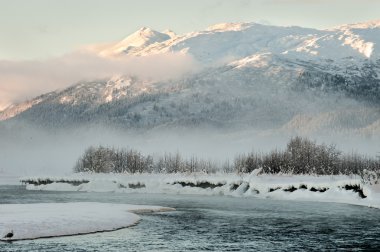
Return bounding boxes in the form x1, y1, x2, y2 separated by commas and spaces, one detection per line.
74, 136, 379, 183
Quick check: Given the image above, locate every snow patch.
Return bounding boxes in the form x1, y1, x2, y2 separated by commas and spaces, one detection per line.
0, 202, 174, 241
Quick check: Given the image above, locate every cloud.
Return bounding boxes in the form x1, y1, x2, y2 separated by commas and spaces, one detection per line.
0, 51, 199, 110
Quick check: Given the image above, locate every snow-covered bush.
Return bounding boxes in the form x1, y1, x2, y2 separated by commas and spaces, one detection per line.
74, 147, 218, 174
73, 137, 380, 178
247, 137, 379, 177
74, 146, 153, 173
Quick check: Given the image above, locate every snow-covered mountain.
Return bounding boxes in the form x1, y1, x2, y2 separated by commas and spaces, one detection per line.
97, 27, 174, 57
96, 20, 380, 62
1, 20, 380, 136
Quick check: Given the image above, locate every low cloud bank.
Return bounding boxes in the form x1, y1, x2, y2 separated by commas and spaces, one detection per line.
0, 52, 199, 110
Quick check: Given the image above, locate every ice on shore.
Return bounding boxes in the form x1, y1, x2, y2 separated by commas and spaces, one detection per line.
20, 173, 380, 210
0, 202, 174, 241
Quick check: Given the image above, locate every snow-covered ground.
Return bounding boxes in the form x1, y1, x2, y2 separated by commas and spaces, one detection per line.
20, 173, 380, 210
0, 202, 174, 241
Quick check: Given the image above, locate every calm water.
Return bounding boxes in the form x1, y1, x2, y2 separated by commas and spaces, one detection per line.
1, 185, 380, 251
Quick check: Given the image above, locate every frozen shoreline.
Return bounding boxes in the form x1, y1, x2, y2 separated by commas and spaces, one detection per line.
20, 173, 380, 210
0, 202, 175, 241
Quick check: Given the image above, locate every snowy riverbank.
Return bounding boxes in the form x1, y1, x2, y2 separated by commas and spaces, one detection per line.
20, 173, 380, 209
0, 202, 174, 241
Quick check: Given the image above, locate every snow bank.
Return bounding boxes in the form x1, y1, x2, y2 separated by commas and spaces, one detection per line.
20, 173, 380, 210
0, 202, 174, 241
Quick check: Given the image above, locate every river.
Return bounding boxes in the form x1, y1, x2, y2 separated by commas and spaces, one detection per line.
1, 185, 380, 251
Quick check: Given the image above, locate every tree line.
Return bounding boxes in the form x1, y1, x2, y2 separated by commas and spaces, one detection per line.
235, 137, 379, 177
74, 136, 380, 182
74, 146, 219, 174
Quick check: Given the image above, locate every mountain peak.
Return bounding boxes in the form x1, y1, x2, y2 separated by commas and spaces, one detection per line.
135, 26, 157, 35
138, 26, 152, 31
98, 27, 171, 56
96, 19, 380, 61
122, 27, 170, 46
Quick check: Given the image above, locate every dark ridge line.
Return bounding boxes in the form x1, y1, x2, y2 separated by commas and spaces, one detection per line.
128, 183, 146, 189
269, 187, 281, 192
172, 181, 226, 189
21, 179, 89, 186
269, 185, 329, 193
283, 186, 298, 192
309, 187, 328, 193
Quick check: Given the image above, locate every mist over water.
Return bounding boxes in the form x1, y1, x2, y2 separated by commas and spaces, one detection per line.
0, 122, 379, 177
1, 30, 379, 178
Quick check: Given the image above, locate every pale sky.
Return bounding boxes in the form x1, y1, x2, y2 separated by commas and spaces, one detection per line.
0, 0, 379, 60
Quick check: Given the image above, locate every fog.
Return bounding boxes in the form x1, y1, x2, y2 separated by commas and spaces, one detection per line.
0, 47, 379, 179
0, 51, 199, 110
0, 123, 379, 178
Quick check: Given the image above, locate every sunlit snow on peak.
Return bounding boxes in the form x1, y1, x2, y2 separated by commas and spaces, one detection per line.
99, 27, 171, 57
89, 19, 380, 63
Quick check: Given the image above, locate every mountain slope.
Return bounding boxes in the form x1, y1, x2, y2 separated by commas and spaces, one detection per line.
1, 20, 380, 136
100, 21, 380, 63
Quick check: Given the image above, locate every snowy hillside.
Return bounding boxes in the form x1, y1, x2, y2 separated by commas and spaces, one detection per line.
0, 98, 44, 121
99, 20, 380, 62
1, 20, 380, 136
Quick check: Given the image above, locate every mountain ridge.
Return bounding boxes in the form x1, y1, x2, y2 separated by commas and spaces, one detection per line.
2, 19, 380, 137
100, 20, 380, 61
